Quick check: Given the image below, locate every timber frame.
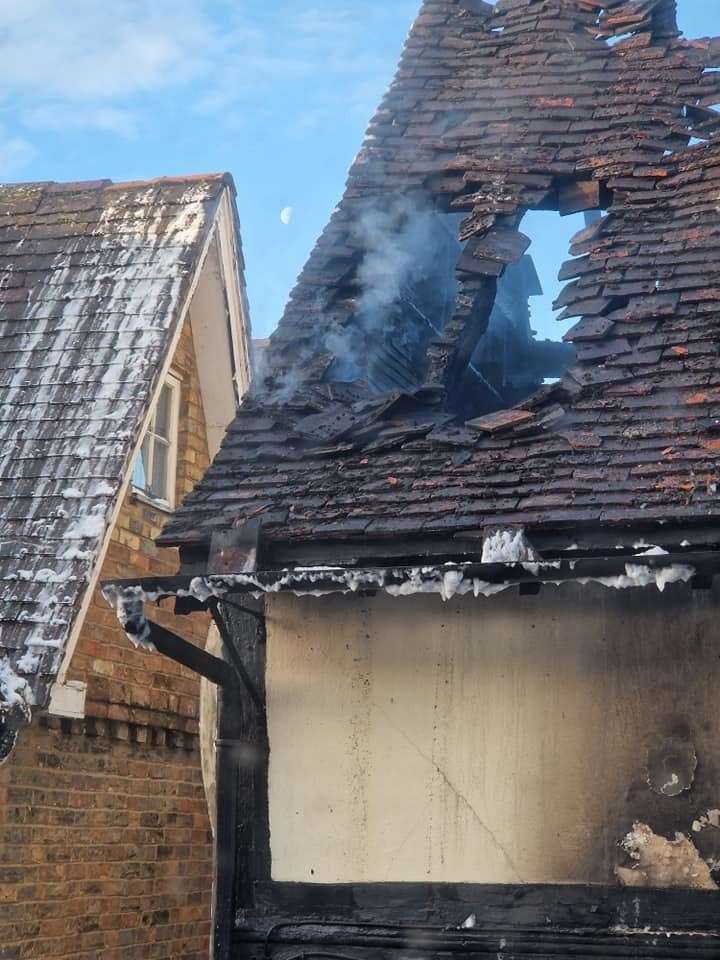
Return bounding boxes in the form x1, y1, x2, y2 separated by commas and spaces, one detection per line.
236, 882, 720, 960
131, 596, 270, 960
104, 549, 720, 960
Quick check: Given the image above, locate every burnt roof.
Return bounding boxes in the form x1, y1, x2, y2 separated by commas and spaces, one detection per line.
161, 0, 720, 561
0, 173, 236, 735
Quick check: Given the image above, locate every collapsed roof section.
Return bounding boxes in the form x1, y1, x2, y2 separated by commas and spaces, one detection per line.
0, 174, 245, 748
161, 0, 720, 561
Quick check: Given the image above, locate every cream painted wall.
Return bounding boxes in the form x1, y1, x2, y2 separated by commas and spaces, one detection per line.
189, 237, 239, 460
265, 583, 720, 885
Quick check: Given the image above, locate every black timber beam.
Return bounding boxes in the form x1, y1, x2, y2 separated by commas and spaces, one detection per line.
212, 598, 270, 959
232, 882, 720, 960
145, 619, 235, 687
103, 549, 720, 602
110, 616, 254, 960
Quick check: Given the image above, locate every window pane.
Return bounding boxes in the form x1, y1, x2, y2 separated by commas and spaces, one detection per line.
150, 441, 169, 501
155, 384, 173, 440
133, 439, 150, 492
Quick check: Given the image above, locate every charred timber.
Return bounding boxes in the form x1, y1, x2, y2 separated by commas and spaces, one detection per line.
231, 883, 720, 960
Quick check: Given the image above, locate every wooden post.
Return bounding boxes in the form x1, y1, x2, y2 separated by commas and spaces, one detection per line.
211, 597, 269, 959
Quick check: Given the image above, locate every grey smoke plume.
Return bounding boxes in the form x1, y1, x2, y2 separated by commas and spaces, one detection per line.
325, 196, 462, 386
257, 194, 463, 400
354, 196, 442, 320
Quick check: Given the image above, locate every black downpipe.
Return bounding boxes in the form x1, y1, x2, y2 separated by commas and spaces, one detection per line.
210, 596, 270, 960
214, 675, 243, 960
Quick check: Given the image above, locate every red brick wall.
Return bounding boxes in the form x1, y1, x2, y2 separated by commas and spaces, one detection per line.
0, 717, 212, 960
0, 318, 217, 959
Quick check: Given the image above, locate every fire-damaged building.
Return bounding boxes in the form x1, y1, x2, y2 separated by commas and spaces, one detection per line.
104, 1, 720, 959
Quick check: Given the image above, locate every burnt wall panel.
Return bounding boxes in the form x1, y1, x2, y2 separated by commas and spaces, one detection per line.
264, 582, 720, 886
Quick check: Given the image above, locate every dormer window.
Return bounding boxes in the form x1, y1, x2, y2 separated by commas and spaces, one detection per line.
132, 374, 181, 509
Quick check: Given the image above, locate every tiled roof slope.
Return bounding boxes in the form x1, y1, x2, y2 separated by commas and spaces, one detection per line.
255, 0, 720, 395
163, 139, 720, 552
162, 0, 720, 556
0, 174, 231, 736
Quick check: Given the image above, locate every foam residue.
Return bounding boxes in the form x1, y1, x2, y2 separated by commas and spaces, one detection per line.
0, 659, 35, 719
2, 178, 218, 720
102, 584, 154, 650
481, 528, 537, 564
580, 563, 695, 593
15, 651, 40, 675
62, 512, 106, 541
104, 556, 699, 651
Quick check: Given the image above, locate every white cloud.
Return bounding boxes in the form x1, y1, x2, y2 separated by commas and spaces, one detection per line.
0, 0, 211, 102
280, 207, 293, 225
0, 0, 215, 136
23, 105, 139, 139
0, 0, 419, 141
193, 2, 418, 123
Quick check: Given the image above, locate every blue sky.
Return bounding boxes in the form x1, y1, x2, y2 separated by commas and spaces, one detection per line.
0, 0, 716, 340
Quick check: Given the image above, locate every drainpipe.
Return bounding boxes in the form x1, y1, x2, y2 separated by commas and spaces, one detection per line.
214, 672, 243, 960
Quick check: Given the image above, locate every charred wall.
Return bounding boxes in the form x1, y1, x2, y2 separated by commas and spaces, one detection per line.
263, 582, 720, 886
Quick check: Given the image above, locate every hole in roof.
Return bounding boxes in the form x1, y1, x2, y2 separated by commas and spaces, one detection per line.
465, 210, 592, 414
326, 202, 464, 393
523, 209, 589, 342
323, 199, 606, 416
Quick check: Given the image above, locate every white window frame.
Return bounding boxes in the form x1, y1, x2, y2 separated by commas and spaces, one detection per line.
132, 372, 182, 511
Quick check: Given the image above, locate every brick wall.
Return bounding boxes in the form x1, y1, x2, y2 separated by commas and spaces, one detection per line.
0, 317, 217, 959
0, 717, 212, 960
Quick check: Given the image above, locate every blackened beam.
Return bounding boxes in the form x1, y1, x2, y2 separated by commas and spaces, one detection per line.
208, 598, 265, 714
250, 879, 720, 930
101, 549, 720, 601
144, 619, 236, 688
215, 597, 264, 621
236, 882, 720, 958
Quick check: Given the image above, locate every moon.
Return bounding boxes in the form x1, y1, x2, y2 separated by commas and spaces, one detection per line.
280, 206, 293, 225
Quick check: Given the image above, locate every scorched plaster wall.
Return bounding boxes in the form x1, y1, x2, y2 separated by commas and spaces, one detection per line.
265, 582, 720, 885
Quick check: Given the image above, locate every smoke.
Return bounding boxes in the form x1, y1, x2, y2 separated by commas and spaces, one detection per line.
354, 196, 441, 320
325, 196, 462, 387
256, 194, 464, 401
